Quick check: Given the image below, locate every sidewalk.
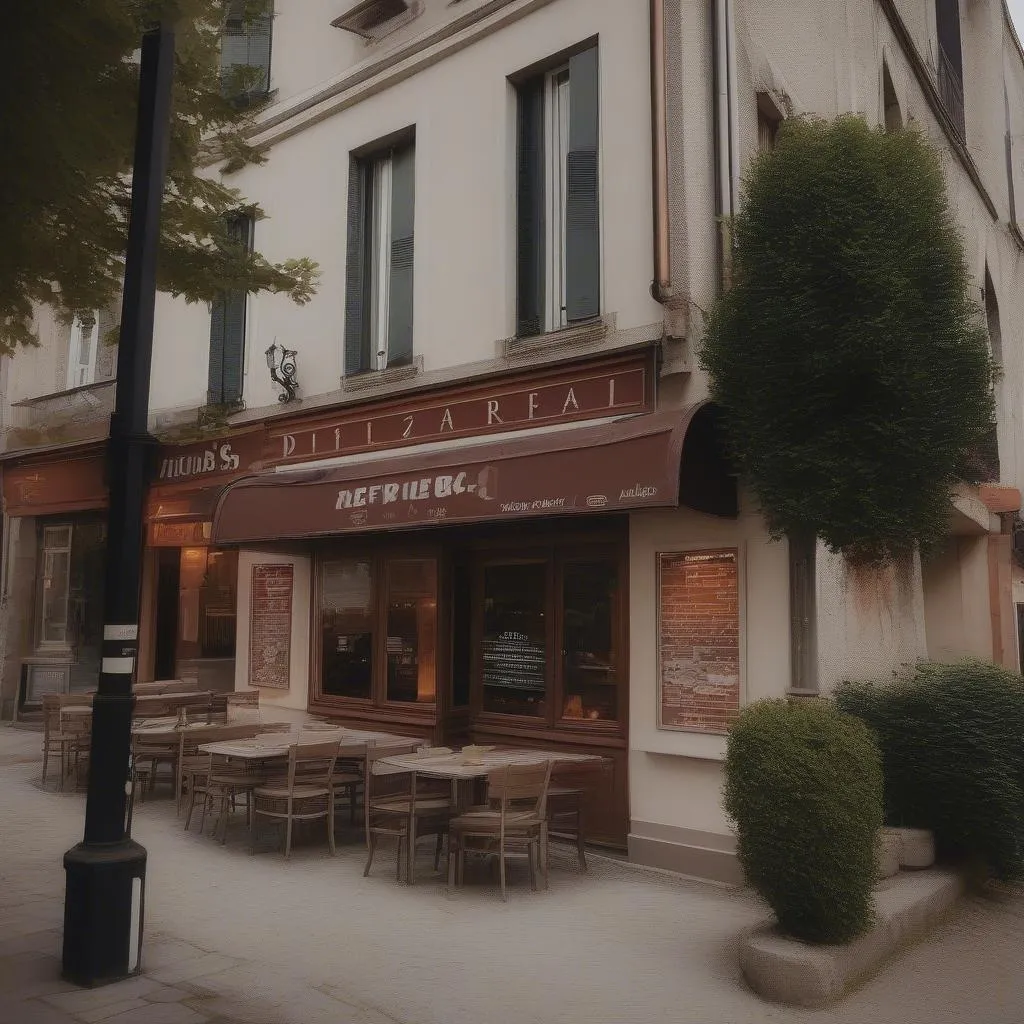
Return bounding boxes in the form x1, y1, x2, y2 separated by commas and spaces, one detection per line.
2, 725, 1023, 1024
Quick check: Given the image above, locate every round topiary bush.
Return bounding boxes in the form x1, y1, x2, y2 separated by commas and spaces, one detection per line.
836, 661, 1024, 882
699, 114, 995, 565
724, 698, 883, 944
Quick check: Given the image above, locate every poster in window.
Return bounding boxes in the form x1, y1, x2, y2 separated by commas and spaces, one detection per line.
657, 549, 740, 733
249, 564, 294, 689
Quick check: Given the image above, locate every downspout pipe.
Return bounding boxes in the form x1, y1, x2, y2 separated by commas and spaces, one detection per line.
650, 0, 672, 303
714, 0, 737, 287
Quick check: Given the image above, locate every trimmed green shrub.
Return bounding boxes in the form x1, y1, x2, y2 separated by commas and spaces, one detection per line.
699, 115, 995, 565
724, 698, 883, 944
836, 661, 1024, 882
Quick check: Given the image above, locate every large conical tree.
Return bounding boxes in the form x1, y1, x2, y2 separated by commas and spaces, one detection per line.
699, 115, 996, 564
0, 0, 317, 351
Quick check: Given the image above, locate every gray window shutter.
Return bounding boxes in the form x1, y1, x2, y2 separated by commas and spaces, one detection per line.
208, 214, 251, 404
344, 158, 371, 377
516, 79, 545, 338
566, 46, 600, 323
387, 142, 415, 367
221, 4, 273, 101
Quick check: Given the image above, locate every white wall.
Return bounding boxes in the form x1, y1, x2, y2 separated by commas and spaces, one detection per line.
628, 497, 790, 838
149, 0, 661, 418
234, 547, 312, 714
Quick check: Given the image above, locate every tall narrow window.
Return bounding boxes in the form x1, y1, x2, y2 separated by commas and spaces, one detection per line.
220, 1, 273, 104
979, 269, 1002, 482
882, 62, 903, 132
208, 213, 253, 406
756, 93, 782, 154
320, 560, 375, 700
67, 314, 100, 389
39, 526, 72, 645
516, 44, 600, 337
385, 560, 437, 704
345, 137, 415, 377
935, 0, 964, 138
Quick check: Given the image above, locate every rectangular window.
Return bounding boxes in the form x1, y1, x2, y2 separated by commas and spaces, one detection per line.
320, 559, 375, 700
385, 560, 437, 704
345, 137, 416, 377
516, 44, 600, 338
220, 1, 273, 104
481, 562, 549, 718
561, 560, 619, 722
208, 213, 253, 406
67, 314, 100, 389
935, 0, 964, 139
39, 526, 72, 645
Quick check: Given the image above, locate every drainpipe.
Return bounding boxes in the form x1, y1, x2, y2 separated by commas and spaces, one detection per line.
650, 0, 672, 303
714, 0, 737, 287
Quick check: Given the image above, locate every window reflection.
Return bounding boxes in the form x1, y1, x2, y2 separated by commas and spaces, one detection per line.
386, 560, 437, 704
481, 563, 547, 717
562, 561, 618, 722
320, 560, 374, 699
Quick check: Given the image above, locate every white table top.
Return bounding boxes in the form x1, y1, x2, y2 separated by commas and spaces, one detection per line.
61, 691, 210, 717
374, 747, 607, 780
199, 728, 420, 760
130, 718, 292, 740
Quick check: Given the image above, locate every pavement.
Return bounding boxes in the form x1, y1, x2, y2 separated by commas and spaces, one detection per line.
1, 725, 1023, 1024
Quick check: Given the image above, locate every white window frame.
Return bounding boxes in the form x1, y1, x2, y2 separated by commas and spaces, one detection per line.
544, 65, 571, 333
38, 525, 73, 647
67, 314, 100, 389
368, 153, 394, 371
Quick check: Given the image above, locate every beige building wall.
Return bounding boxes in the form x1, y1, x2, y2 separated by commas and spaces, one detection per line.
233, 548, 312, 718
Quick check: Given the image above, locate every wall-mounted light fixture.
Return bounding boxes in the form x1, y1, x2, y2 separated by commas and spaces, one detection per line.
265, 341, 299, 403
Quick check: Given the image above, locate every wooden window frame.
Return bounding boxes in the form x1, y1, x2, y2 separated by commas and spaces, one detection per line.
310, 541, 442, 718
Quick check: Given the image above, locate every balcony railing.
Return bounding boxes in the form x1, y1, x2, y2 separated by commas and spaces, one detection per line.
937, 45, 966, 141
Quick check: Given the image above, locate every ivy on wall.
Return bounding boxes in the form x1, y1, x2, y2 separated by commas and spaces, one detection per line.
699, 115, 995, 565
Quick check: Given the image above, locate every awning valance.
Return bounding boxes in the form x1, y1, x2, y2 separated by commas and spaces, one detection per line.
211, 405, 736, 545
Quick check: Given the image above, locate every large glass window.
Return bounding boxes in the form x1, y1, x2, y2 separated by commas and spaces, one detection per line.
385, 560, 437, 704
481, 563, 548, 718
562, 560, 619, 722
320, 560, 375, 700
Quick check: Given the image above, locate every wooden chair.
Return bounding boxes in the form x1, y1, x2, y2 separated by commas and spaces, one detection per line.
198, 753, 269, 844
448, 761, 553, 901
332, 741, 369, 827
130, 729, 179, 798
207, 692, 228, 724
546, 785, 588, 872
41, 695, 72, 788
363, 749, 452, 884
250, 740, 340, 858
63, 714, 93, 792
177, 723, 261, 818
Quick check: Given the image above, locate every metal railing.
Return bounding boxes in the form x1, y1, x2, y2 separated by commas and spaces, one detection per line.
937, 45, 966, 141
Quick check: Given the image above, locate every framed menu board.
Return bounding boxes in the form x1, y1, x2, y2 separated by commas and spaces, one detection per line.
249, 564, 294, 689
657, 549, 740, 733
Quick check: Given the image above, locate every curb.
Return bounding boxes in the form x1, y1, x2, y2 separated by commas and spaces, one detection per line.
738, 868, 964, 1007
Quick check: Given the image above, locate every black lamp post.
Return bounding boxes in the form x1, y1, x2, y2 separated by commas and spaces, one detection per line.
62, 22, 175, 987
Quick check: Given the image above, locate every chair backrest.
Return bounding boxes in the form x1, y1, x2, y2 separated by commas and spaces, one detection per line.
42, 694, 63, 737
226, 690, 260, 707
487, 761, 552, 821
287, 740, 339, 793
60, 693, 94, 707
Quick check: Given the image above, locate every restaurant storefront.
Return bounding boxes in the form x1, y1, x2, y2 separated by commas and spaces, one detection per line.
187, 348, 741, 848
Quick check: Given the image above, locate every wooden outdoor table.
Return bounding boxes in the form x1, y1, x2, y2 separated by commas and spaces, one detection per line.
130, 718, 291, 740
61, 691, 210, 719
198, 727, 420, 762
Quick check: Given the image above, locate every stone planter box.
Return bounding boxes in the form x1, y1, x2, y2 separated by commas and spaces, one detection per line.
893, 827, 935, 869
877, 828, 901, 879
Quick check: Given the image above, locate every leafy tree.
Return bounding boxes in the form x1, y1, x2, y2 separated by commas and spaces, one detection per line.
0, 0, 318, 352
699, 115, 995, 564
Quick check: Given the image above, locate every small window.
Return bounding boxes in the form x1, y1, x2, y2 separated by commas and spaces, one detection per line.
67, 314, 100, 389
39, 526, 73, 645
220, 1, 273, 103
756, 93, 782, 153
208, 213, 254, 406
935, 0, 964, 138
344, 137, 416, 377
985, 268, 1002, 368
516, 44, 601, 337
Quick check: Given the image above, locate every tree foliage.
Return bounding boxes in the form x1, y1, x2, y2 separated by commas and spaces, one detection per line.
699, 115, 995, 564
0, 0, 318, 352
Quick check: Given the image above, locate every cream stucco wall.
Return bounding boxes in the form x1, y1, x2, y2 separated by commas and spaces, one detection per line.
234, 548, 312, 715
148, 0, 662, 419
921, 536, 995, 663
627, 498, 790, 841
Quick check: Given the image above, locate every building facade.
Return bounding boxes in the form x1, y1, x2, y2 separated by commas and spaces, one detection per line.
3, 0, 1024, 879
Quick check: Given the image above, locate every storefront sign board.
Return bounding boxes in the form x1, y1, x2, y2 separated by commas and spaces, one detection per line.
2, 453, 108, 517
249, 564, 294, 690
657, 549, 741, 734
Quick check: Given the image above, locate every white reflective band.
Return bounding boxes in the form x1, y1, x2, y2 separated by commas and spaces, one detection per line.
102, 657, 135, 674
104, 625, 139, 641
